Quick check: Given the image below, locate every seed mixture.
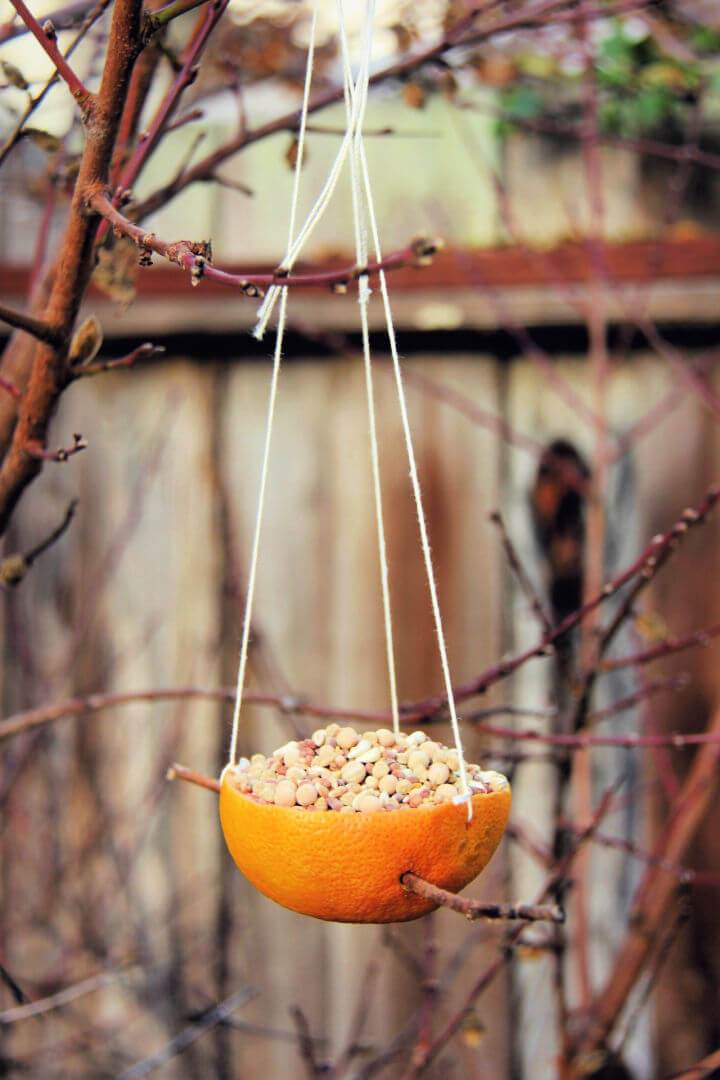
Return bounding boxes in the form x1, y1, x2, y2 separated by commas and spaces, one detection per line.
226, 724, 508, 813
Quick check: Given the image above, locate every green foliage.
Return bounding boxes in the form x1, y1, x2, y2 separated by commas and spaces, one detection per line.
495, 15, 720, 140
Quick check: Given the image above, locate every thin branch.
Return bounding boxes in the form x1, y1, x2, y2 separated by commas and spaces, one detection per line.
167, 762, 220, 793
89, 191, 441, 293
0, 375, 20, 400
143, 0, 211, 35
490, 509, 552, 634
290, 1006, 324, 1080
569, 708, 720, 1061
130, 0, 649, 221
6, 0, 91, 106
0, 0, 95, 42
0, 970, 127, 1024
601, 621, 720, 673
24, 498, 78, 565
400, 873, 564, 923
0, 0, 111, 170
70, 342, 165, 378
469, 719, 720, 751
0, 302, 62, 346
26, 433, 87, 462
407, 485, 720, 717
114, 987, 257, 1080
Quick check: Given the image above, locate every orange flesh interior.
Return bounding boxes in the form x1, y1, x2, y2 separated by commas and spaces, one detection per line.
219, 774, 511, 923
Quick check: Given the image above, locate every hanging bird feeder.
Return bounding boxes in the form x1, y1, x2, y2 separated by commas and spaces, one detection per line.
218, 727, 511, 924
211, 0, 512, 924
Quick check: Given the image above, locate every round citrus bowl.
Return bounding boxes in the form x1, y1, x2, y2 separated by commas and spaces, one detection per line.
219, 772, 511, 923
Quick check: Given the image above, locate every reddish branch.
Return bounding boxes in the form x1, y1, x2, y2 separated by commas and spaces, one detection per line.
6, 0, 91, 106
407, 486, 720, 718
0, 0, 144, 535
568, 708, 720, 1067
130, 0, 647, 221
90, 189, 442, 293
602, 621, 720, 672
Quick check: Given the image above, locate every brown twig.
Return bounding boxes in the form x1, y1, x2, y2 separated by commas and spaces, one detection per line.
400, 873, 564, 923
290, 1005, 324, 1080
166, 762, 220, 793
568, 707, 720, 1066
0, 969, 127, 1024
25, 498, 78, 566
490, 509, 552, 634
115, 986, 257, 1080
0, 302, 62, 346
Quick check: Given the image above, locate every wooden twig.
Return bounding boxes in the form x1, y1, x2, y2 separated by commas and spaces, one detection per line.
143, 0, 212, 36
166, 762, 220, 793
70, 342, 165, 378
26, 433, 87, 462
0, 302, 62, 346
89, 190, 442, 294
7, 0, 91, 106
490, 510, 553, 634
400, 873, 564, 923
290, 1005, 324, 1080
0, 969, 127, 1024
115, 986, 257, 1080
407, 485, 720, 717
601, 621, 720, 672
568, 707, 720, 1065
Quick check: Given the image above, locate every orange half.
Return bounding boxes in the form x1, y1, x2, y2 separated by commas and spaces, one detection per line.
219, 774, 511, 923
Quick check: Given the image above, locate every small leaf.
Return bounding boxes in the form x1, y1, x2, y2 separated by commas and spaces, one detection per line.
69, 315, 103, 367
93, 238, 138, 308
1, 60, 29, 91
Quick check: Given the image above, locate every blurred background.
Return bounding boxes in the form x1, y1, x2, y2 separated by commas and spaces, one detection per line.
1, 0, 720, 1076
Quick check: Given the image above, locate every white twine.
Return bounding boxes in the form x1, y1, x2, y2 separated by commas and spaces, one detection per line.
232, 0, 471, 818
227, 2, 318, 768
337, 0, 400, 735
354, 121, 473, 817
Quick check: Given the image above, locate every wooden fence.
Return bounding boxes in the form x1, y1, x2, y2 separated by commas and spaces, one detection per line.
2, 321, 720, 1076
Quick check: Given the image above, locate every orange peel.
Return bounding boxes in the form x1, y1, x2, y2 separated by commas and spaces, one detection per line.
219, 773, 511, 923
